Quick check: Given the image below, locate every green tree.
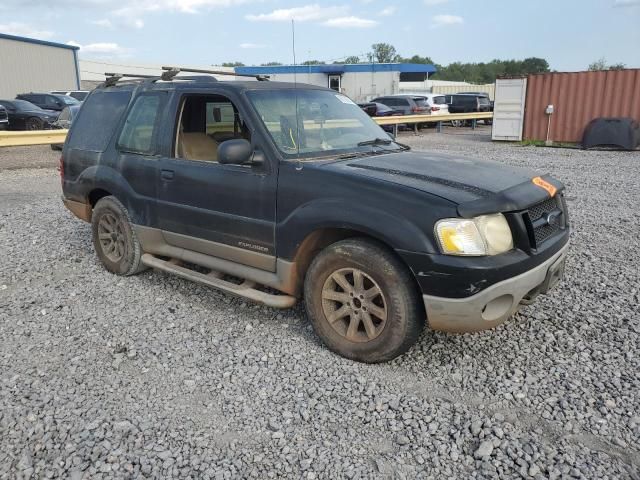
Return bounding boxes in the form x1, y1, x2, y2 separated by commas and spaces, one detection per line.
261, 61, 283, 66
608, 62, 626, 70
588, 58, 608, 71
371, 43, 398, 63
343, 55, 361, 64
221, 61, 245, 67
398, 54, 435, 65
302, 60, 325, 65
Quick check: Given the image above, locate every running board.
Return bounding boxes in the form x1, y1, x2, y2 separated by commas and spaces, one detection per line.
141, 254, 297, 309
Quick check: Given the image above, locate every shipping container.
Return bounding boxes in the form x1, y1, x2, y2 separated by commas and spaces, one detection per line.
522, 69, 640, 143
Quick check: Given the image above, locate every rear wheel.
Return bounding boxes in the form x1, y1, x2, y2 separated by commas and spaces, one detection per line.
26, 117, 43, 130
304, 238, 424, 363
91, 196, 146, 276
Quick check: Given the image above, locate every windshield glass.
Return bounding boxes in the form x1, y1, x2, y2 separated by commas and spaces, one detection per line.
12, 100, 43, 111
247, 89, 400, 159
54, 95, 80, 105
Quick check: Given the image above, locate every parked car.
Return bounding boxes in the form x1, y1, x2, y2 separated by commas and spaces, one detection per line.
61, 75, 569, 363
0, 105, 8, 130
51, 104, 82, 150
16, 92, 80, 112
358, 102, 403, 132
372, 95, 430, 115
446, 94, 492, 126
457, 91, 494, 111
0, 99, 59, 130
51, 90, 90, 101
390, 93, 449, 115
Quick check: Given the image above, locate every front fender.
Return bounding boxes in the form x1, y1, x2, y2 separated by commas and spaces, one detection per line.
276, 197, 438, 260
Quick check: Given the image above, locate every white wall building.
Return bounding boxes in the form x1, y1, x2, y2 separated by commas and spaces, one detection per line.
235, 63, 437, 103
0, 33, 80, 99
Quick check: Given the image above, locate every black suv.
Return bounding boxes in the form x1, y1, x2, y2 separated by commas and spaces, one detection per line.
16, 93, 80, 112
0, 99, 59, 130
60, 71, 570, 363
371, 95, 430, 115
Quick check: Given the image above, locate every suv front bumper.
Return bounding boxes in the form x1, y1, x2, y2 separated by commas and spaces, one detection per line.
423, 242, 569, 333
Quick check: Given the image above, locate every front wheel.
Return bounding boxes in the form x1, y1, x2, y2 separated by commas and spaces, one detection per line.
91, 196, 147, 276
26, 117, 43, 130
304, 238, 424, 363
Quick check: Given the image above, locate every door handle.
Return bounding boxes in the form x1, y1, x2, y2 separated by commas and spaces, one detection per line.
160, 169, 175, 180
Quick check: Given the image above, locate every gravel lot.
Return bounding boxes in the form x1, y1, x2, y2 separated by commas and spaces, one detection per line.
1, 130, 639, 479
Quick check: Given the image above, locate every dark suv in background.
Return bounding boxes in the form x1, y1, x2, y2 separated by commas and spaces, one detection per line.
372, 95, 430, 115
16, 93, 80, 112
446, 94, 492, 126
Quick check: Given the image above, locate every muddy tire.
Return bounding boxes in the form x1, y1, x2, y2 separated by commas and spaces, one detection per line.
304, 238, 424, 363
91, 196, 146, 276
26, 117, 43, 130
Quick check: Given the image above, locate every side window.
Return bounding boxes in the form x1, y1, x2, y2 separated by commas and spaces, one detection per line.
44, 95, 60, 108
118, 94, 163, 154
66, 90, 132, 152
175, 94, 250, 163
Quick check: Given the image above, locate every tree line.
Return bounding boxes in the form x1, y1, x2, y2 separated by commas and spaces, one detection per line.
222, 43, 626, 84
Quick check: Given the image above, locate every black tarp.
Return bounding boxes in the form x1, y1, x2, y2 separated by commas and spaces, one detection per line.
582, 117, 640, 150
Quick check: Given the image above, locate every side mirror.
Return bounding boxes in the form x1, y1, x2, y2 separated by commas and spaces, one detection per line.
218, 139, 253, 165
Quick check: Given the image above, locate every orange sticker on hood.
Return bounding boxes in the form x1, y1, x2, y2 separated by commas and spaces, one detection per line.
532, 176, 557, 197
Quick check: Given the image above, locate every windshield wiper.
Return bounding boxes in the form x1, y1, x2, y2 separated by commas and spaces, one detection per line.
357, 137, 393, 147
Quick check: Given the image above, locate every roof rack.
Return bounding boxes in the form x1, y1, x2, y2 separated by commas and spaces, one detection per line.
161, 66, 270, 81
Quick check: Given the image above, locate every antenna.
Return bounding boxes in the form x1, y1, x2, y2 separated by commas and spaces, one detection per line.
292, 19, 301, 159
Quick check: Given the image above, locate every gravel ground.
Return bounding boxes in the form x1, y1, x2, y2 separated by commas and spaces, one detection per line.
1, 132, 639, 479
0, 145, 59, 170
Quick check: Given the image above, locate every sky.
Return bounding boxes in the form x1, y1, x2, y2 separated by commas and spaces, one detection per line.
1, 0, 639, 71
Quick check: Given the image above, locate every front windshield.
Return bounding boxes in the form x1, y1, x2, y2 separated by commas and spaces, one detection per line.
247, 89, 399, 159
55, 95, 80, 105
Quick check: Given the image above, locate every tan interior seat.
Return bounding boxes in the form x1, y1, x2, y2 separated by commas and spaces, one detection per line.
178, 132, 219, 162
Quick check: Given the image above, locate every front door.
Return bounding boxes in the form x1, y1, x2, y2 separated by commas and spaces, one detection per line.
156, 91, 277, 272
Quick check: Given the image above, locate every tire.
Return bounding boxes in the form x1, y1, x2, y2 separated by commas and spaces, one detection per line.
304, 238, 424, 363
484, 119, 493, 126
26, 117, 43, 130
91, 196, 147, 276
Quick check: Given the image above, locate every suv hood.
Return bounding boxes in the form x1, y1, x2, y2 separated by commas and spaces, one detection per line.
328, 151, 563, 217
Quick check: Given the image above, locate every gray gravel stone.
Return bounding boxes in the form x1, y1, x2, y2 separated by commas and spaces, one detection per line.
0, 134, 638, 478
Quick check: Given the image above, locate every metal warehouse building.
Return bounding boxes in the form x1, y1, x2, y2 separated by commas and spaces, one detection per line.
0, 33, 80, 99
235, 63, 437, 103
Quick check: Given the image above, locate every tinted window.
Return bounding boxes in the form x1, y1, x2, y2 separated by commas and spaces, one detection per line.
432, 96, 446, 105
67, 90, 132, 152
43, 95, 61, 108
375, 103, 393, 113
413, 98, 428, 107
118, 94, 162, 154
70, 92, 88, 101
54, 95, 80, 105
478, 97, 490, 106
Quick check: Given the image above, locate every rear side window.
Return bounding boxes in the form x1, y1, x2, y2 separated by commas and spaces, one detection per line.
432, 96, 446, 105
118, 94, 163, 154
67, 90, 132, 152
413, 98, 428, 107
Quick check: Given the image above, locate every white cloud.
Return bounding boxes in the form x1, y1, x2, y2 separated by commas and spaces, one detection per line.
0, 22, 54, 39
246, 4, 349, 22
67, 40, 132, 57
239, 42, 266, 49
91, 18, 113, 28
431, 14, 463, 27
379, 6, 396, 16
613, 0, 640, 6
322, 16, 378, 28
424, 0, 449, 5
113, 0, 253, 16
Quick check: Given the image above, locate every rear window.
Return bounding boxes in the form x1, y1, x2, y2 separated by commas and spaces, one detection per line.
70, 92, 88, 101
432, 96, 446, 105
67, 90, 132, 152
413, 97, 428, 107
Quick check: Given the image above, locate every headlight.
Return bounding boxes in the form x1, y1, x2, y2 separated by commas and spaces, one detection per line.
435, 214, 513, 256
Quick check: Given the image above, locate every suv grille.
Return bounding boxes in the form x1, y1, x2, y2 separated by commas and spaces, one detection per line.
526, 196, 564, 247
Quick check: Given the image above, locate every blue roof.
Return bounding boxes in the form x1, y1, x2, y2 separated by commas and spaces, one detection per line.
0, 32, 79, 51
236, 63, 436, 75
